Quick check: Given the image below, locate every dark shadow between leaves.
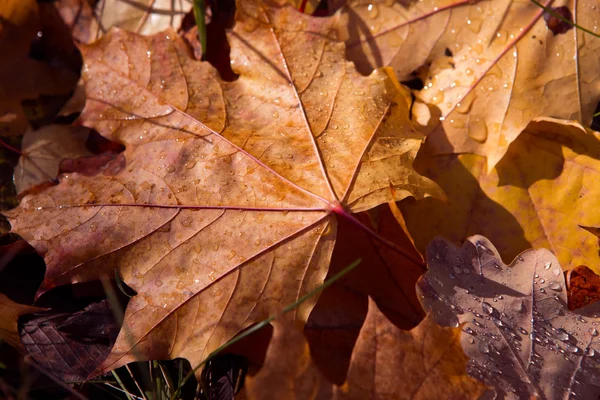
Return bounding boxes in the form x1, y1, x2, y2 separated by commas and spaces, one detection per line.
344, 7, 383, 76
306, 208, 426, 384
400, 136, 531, 265
496, 120, 600, 189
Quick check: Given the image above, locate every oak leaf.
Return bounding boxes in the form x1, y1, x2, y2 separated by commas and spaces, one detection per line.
398, 118, 600, 272
418, 235, 600, 399
4, 0, 441, 377
246, 298, 488, 399
341, 0, 600, 169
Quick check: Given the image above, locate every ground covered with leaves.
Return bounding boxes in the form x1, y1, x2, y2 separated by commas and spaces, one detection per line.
2, 0, 600, 399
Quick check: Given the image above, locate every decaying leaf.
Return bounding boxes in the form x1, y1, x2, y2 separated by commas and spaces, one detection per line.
19, 299, 119, 382
14, 125, 92, 194
399, 118, 600, 272
418, 235, 600, 399
4, 0, 441, 378
341, 0, 600, 169
0, 293, 42, 351
567, 265, 600, 311
246, 298, 488, 399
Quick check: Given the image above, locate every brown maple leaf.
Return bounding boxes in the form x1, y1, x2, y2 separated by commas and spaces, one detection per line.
340, 0, 600, 169
418, 235, 600, 399
246, 298, 489, 399
4, 0, 442, 377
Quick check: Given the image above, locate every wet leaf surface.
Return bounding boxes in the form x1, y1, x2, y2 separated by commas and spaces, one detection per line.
418, 235, 600, 399
342, 0, 600, 169
4, 0, 441, 379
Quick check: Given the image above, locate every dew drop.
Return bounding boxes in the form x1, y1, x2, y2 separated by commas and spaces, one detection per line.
468, 118, 488, 143
549, 281, 562, 291
478, 340, 490, 354
482, 302, 494, 315
156, 280, 163, 287
566, 344, 580, 354
544, 262, 552, 270
366, 3, 379, 18
555, 328, 570, 341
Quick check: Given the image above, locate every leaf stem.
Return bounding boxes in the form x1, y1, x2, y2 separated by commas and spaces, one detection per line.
0, 138, 22, 156
170, 258, 362, 400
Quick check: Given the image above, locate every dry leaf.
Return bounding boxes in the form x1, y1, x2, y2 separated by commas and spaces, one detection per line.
398, 118, 600, 272
19, 300, 119, 382
341, 0, 600, 169
246, 298, 488, 399
567, 266, 600, 311
0, 0, 78, 136
0, 293, 42, 351
55, 0, 193, 44
4, 0, 441, 377
418, 235, 600, 399
14, 125, 92, 194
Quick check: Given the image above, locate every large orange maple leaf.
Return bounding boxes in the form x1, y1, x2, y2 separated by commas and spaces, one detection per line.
4, 0, 441, 376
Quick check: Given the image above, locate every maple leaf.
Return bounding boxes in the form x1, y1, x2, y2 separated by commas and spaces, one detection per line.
246, 298, 489, 399
397, 118, 600, 272
4, 0, 442, 377
340, 0, 600, 169
418, 235, 600, 398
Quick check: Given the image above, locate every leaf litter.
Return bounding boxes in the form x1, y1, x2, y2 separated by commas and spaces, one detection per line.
3, 0, 600, 396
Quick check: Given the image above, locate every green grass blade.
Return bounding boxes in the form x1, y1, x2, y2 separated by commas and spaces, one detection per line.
193, 0, 207, 60
111, 370, 133, 400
